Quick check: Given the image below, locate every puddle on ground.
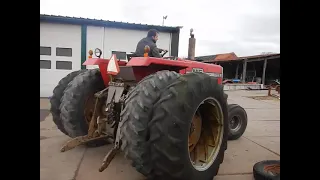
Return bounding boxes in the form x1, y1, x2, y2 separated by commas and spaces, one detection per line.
40, 109, 50, 122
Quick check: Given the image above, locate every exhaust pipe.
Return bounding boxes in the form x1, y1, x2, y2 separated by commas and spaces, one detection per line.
188, 28, 196, 60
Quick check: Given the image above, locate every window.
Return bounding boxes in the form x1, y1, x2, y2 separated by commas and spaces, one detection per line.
112, 51, 127, 60
56, 47, 72, 57
40, 60, 51, 69
56, 61, 72, 70
40, 46, 51, 56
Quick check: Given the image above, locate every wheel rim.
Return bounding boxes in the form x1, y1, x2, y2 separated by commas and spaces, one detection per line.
229, 115, 242, 132
264, 164, 280, 176
188, 97, 224, 171
189, 112, 202, 152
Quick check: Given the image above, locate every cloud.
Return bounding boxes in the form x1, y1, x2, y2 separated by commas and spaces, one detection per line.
40, 0, 280, 57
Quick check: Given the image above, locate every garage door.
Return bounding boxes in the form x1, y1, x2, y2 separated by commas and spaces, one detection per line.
40, 23, 81, 97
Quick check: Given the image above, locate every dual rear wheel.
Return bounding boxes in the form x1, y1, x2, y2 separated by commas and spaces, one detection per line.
50, 69, 108, 147
50, 69, 236, 179
120, 72, 228, 180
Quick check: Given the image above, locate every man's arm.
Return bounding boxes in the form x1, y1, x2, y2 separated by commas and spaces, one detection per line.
151, 46, 162, 58
158, 48, 164, 53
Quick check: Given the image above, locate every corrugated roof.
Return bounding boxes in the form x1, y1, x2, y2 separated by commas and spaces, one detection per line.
195, 52, 280, 62
40, 14, 182, 33
195, 52, 239, 62
214, 52, 238, 61
194, 55, 217, 61
239, 53, 280, 59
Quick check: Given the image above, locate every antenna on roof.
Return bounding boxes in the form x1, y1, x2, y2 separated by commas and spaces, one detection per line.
162, 15, 168, 26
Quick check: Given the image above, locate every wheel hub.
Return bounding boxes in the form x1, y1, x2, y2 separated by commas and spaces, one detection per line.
229, 116, 242, 131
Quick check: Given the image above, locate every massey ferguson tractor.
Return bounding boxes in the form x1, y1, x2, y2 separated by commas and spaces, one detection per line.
49, 30, 247, 180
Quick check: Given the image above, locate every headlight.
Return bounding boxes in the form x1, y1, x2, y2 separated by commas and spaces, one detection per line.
95, 48, 102, 58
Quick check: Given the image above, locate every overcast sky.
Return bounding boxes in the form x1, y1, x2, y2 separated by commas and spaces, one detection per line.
40, 0, 280, 57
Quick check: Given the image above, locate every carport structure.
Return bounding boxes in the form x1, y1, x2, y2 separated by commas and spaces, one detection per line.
195, 53, 280, 85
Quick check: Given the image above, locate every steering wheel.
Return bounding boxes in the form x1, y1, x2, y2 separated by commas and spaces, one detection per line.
161, 50, 168, 57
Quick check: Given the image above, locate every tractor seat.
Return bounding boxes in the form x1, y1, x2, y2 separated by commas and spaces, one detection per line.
126, 53, 139, 61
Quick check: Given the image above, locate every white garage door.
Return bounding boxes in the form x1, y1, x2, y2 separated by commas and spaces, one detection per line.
103, 27, 172, 59
40, 22, 81, 97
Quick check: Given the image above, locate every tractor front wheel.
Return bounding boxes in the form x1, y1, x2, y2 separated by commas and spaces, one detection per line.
59, 69, 108, 147
148, 73, 228, 180
227, 104, 247, 140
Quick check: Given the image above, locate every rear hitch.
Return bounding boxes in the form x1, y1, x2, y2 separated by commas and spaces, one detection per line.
98, 138, 121, 172
60, 88, 110, 152
60, 134, 112, 152
98, 146, 120, 172
60, 80, 125, 172
98, 117, 122, 172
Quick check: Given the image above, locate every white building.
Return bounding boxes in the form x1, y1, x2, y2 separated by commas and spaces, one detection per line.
40, 14, 181, 97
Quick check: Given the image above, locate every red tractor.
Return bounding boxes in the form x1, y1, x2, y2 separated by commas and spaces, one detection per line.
49, 33, 247, 180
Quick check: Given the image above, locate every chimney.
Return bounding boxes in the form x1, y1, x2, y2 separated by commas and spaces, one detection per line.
188, 28, 196, 60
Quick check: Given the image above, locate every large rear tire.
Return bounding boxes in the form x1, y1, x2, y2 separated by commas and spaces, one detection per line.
148, 73, 228, 180
50, 69, 87, 135
59, 69, 108, 147
120, 70, 180, 176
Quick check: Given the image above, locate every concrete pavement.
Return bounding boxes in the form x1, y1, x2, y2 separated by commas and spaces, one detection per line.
40, 90, 280, 180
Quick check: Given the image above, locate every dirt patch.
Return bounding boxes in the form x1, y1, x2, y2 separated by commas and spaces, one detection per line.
40, 136, 49, 140
247, 96, 280, 101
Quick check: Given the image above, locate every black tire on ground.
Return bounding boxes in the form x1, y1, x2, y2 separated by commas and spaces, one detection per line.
59, 69, 108, 147
120, 70, 181, 176
148, 73, 228, 180
253, 160, 280, 180
228, 104, 248, 140
50, 69, 87, 135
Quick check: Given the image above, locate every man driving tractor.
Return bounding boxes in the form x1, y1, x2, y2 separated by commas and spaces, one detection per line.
135, 29, 166, 57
